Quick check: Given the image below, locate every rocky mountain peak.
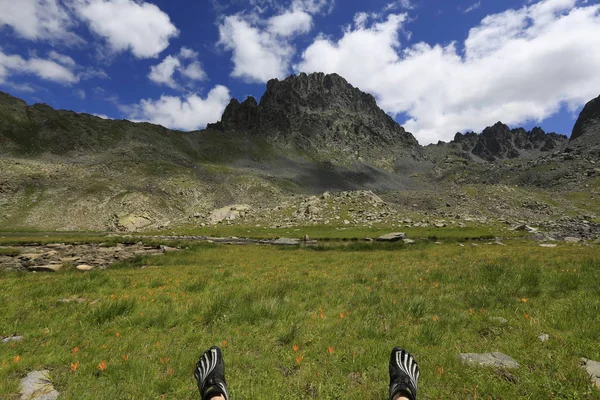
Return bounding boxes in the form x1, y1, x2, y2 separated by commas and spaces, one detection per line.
208, 72, 422, 167
571, 94, 600, 142
442, 121, 568, 162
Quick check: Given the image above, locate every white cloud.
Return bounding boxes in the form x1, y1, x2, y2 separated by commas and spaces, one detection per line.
128, 85, 231, 131
0, 0, 82, 43
464, 2, 481, 13
74, 0, 179, 59
268, 9, 313, 37
296, 0, 600, 144
0, 49, 79, 85
219, 15, 295, 82
148, 48, 207, 89
48, 51, 76, 67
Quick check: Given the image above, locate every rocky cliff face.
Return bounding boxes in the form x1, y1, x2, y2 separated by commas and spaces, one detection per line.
568, 95, 600, 155
447, 122, 567, 162
208, 72, 423, 168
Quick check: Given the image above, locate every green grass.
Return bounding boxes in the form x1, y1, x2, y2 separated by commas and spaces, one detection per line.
1, 241, 599, 399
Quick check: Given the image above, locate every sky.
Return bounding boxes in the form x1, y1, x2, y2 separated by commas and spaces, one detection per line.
1, 0, 599, 145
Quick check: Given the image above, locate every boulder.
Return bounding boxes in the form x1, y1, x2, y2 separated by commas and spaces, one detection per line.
19, 370, 59, 400
117, 214, 153, 232
209, 205, 251, 225
402, 239, 416, 245
273, 238, 300, 246
581, 358, 600, 390
564, 237, 581, 243
377, 232, 406, 242
458, 352, 520, 369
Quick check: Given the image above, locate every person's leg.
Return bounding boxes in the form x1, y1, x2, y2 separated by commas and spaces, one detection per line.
194, 346, 230, 400
389, 347, 420, 400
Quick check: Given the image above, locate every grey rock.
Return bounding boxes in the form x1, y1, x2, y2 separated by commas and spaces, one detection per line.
564, 237, 581, 243
273, 238, 300, 246
581, 358, 600, 390
402, 239, 416, 245
539, 244, 557, 248
19, 370, 59, 400
458, 352, 520, 369
434, 223, 447, 228
538, 334, 550, 342
2, 335, 24, 343
377, 232, 406, 242
76, 264, 95, 271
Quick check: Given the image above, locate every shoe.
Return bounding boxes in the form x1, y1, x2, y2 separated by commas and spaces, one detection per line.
194, 346, 230, 400
389, 347, 420, 400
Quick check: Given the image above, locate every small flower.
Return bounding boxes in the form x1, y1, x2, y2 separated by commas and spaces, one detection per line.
432, 315, 439, 322
72, 346, 80, 354
221, 340, 228, 348
295, 355, 304, 365
328, 346, 334, 354
122, 354, 129, 361
339, 312, 345, 319
292, 345, 299, 352
524, 313, 530, 319
13, 355, 21, 363
70, 361, 80, 371
167, 368, 174, 377
115, 332, 121, 338
521, 298, 528, 303
97, 360, 107, 371
435, 365, 444, 376
320, 309, 325, 319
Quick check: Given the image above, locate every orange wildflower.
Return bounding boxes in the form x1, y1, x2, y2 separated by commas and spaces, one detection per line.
167, 368, 174, 377
432, 315, 439, 322
435, 365, 444, 376
13, 355, 21, 363
521, 298, 528, 303
339, 313, 345, 319
320, 309, 325, 319
72, 346, 80, 354
115, 332, 121, 338
393, 300, 398, 305
328, 346, 334, 354
221, 340, 228, 348
122, 354, 129, 361
70, 361, 80, 372
295, 355, 304, 365
524, 314, 530, 319
97, 360, 107, 371
292, 345, 299, 352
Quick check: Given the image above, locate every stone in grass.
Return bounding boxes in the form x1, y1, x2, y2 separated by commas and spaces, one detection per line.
564, 237, 581, 243
539, 244, 557, 248
2, 335, 24, 343
402, 239, 416, 245
377, 232, 406, 242
538, 334, 550, 342
20, 370, 59, 400
458, 352, 520, 369
581, 358, 600, 390
76, 264, 95, 271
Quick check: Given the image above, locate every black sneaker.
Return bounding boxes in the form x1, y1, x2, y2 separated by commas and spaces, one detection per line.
389, 347, 420, 400
194, 346, 230, 400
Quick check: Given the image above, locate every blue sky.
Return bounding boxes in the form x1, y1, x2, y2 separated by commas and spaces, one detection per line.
1, 0, 599, 144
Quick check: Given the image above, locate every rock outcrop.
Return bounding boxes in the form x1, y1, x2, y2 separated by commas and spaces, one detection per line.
208, 72, 423, 166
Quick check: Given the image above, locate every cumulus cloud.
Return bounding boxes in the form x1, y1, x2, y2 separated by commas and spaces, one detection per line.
296, 0, 600, 144
0, 0, 82, 43
128, 85, 231, 131
0, 49, 79, 85
73, 0, 179, 58
218, 0, 329, 82
148, 47, 207, 89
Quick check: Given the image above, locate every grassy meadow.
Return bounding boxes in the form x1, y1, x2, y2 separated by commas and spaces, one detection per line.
1, 239, 600, 399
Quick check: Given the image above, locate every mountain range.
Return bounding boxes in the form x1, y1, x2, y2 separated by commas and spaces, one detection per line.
0, 73, 598, 233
